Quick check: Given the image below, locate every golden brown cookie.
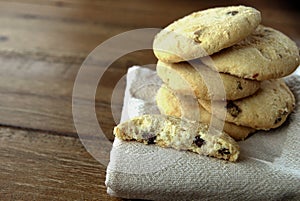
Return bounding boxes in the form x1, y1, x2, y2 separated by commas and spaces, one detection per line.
203, 25, 300, 80
153, 5, 261, 62
156, 84, 256, 140
199, 79, 296, 130
157, 60, 261, 100
114, 114, 240, 162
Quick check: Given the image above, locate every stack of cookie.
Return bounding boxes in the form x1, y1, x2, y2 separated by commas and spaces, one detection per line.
153, 5, 299, 141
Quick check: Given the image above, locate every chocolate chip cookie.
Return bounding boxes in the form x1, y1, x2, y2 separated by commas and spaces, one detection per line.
203, 25, 300, 80
114, 114, 240, 162
156, 84, 256, 140
199, 79, 296, 130
157, 60, 261, 100
153, 5, 261, 62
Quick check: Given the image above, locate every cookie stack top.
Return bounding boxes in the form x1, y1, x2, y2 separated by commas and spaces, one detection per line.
153, 5, 299, 137
153, 5, 299, 81
153, 5, 262, 63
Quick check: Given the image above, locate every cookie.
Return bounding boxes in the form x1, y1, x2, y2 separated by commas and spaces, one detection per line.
153, 5, 261, 63
202, 25, 300, 80
157, 60, 261, 100
199, 79, 296, 130
114, 114, 240, 162
156, 84, 256, 140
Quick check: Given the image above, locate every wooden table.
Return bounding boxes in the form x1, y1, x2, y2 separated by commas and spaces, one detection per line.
0, 0, 299, 200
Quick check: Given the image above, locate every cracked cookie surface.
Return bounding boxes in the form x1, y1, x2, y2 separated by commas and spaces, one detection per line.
156, 60, 260, 100
153, 5, 261, 62
199, 79, 296, 130
114, 114, 240, 162
156, 84, 256, 140
203, 25, 300, 80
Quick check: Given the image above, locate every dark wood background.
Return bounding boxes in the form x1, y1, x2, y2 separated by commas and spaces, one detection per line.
0, 0, 299, 200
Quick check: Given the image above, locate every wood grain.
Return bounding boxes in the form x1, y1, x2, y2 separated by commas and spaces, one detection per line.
0, 127, 122, 201
0, 50, 156, 137
0, 0, 298, 57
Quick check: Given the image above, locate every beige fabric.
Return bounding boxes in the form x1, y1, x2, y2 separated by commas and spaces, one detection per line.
105, 66, 300, 201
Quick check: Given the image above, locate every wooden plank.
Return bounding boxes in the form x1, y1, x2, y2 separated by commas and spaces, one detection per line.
0, 50, 156, 135
0, 126, 122, 201
0, 0, 298, 58
0, 55, 109, 135
0, 0, 187, 57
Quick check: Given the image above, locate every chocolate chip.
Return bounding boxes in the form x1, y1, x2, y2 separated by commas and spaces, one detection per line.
226, 101, 241, 117
218, 148, 230, 155
254, 33, 265, 38
237, 81, 243, 90
274, 117, 282, 124
279, 54, 283, 58
193, 30, 203, 43
147, 136, 156, 144
193, 136, 205, 147
226, 11, 239, 16
252, 73, 259, 79
264, 29, 272, 33
142, 132, 156, 144
274, 110, 288, 125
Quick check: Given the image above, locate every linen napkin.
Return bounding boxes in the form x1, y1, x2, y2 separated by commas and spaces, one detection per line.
105, 66, 300, 201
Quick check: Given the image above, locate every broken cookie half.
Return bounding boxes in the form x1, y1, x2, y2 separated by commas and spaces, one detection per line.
113, 114, 240, 162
